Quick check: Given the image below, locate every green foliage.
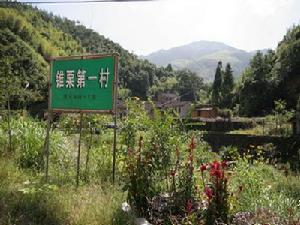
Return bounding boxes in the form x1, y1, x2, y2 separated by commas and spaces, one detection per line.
0, 116, 71, 172
221, 63, 234, 108
121, 100, 185, 216
212, 61, 223, 105
176, 69, 204, 101
220, 145, 240, 161
235, 24, 300, 115
0, 156, 133, 225
230, 158, 300, 220
237, 50, 277, 116
0, 2, 197, 110
201, 161, 230, 224
275, 24, 300, 108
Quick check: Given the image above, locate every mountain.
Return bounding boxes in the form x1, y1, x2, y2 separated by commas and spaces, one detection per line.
0, 2, 183, 109
142, 41, 257, 82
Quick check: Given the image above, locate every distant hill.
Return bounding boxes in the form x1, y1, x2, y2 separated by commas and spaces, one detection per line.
0, 2, 179, 107
142, 41, 261, 82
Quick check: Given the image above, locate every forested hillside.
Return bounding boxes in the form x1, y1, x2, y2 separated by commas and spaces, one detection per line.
0, 2, 204, 112
236, 24, 300, 116
142, 41, 254, 82
210, 24, 300, 116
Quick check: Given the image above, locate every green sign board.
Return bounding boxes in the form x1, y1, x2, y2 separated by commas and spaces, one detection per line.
49, 54, 118, 113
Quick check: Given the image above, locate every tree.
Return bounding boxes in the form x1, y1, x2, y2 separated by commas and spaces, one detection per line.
274, 25, 300, 108
166, 63, 173, 72
238, 51, 277, 116
212, 61, 223, 105
176, 70, 203, 101
220, 63, 234, 108
222, 63, 234, 94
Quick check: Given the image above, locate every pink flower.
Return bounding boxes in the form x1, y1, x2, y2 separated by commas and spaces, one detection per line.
204, 186, 214, 200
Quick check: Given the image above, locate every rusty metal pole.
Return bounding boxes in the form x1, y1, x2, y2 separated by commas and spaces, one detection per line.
112, 54, 119, 184
76, 112, 84, 187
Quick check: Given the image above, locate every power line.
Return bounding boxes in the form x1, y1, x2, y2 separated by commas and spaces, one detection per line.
5, 0, 157, 4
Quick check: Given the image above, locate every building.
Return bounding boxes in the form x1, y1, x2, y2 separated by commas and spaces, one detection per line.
156, 93, 192, 118
191, 105, 218, 119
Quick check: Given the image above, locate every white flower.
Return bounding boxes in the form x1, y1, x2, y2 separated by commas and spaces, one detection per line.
121, 202, 131, 212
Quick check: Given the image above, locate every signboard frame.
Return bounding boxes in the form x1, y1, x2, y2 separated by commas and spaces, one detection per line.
45, 53, 119, 184
48, 53, 119, 114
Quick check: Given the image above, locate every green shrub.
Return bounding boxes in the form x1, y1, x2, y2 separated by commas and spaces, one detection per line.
220, 145, 240, 161
230, 158, 300, 219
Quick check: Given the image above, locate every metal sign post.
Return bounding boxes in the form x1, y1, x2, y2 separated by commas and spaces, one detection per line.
76, 112, 83, 187
44, 110, 51, 182
45, 53, 118, 184
112, 70, 118, 184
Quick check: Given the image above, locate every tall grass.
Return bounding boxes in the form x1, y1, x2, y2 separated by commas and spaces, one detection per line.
0, 157, 134, 225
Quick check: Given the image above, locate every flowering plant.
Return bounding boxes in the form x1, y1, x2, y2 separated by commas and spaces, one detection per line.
200, 160, 230, 224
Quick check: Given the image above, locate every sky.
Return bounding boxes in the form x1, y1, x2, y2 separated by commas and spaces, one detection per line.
21, 0, 300, 55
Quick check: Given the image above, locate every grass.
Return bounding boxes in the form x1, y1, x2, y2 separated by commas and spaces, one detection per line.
0, 157, 135, 225
1, 114, 300, 224
228, 122, 292, 136
230, 158, 300, 222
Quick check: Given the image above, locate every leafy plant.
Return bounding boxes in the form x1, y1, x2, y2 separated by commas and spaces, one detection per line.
200, 160, 230, 224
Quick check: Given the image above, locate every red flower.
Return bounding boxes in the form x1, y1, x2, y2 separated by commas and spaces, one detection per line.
210, 168, 225, 179
170, 170, 176, 177
211, 161, 221, 170
200, 164, 207, 172
204, 186, 214, 199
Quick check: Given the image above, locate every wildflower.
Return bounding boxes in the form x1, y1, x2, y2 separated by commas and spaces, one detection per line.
210, 168, 224, 179
170, 170, 176, 177
200, 164, 207, 172
211, 160, 221, 170
200, 200, 208, 209
204, 186, 213, 200
121, 202, 131, 212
